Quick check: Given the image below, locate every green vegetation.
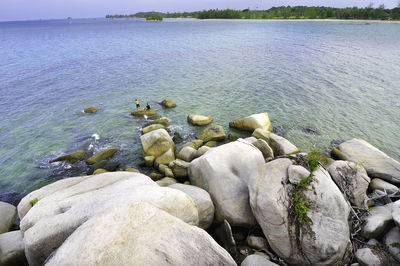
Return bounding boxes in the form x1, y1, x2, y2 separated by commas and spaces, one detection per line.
107, 5, 400, 20
146, 13, 163, 21
391, 242, 400, 249
29, 198, 39, 207
306, 149, 323, 172
294, 191, 312, 226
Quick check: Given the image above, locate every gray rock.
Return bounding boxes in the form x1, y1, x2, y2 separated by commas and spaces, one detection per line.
169, 159, 190, 179
252, 128, 299, 156
229, 113, 273, 132
196, 125, 226, 142
177, 146, 197, 162
241, 254, 278, 266
164, 167, 174, 178
0, 201, 16, 234
189, 140, 265, 227
328, 160, 370, 207
215, 219, 236, 256
355, 247, 392, 266
187, 114, 213, 126
155, 177, 177, 187
46, 202, 235, 266
0, 230, 27, 266
169, 183, 215, 229
192, 146, 210, 159
251, 138, 274, 161
384, 227, 400, 263
19, 172, 198, 266
369, 178, 399, 194
249, 159, 351, 265
331, 138, 400, 184
247, 235, 269, 251
288, 165, 310, 185
362, 203, 394, 239
392, 200, 400, 227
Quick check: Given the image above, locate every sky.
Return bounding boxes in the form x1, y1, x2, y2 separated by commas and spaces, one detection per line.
0, 0, 399, 22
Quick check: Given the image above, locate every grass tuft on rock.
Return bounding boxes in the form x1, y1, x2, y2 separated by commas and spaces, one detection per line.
29, 198, 39, 207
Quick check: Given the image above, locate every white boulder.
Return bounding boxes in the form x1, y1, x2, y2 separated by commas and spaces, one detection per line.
252, 128, 299, 156
0, 202, 16, 234
229, 113, 273, 132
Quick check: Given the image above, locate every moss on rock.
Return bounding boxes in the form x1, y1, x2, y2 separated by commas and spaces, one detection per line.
131, 109, 157, 116
86, 148, 120, 165
50, 150, 89, 164
84, 107, 100, 113
161, 99, 177, 108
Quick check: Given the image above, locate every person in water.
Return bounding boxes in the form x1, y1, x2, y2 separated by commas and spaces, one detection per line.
135, 99, 140, 110
146, 103, 151, 110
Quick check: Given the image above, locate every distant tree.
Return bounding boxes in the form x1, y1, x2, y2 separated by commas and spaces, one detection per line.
146, 13, 163, 21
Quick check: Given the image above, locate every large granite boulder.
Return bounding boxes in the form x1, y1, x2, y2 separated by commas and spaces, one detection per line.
45, 202, 235, 266
0, 201, 16, 234
328, 161, 370, 207
249, 159, 351, 265
49, 149, 89, 163
361, 203, 393, 239
141, 128, 175, 166
0, 230, 27, 266
18, 172, 199, 266
188, 114, 213, 126
252, 128, 299, 156
161, 99, 177, 108
86, 148, 120, 165
196, 125, 226, 142
189, 139, 265, 227
169, 183, 215, 229
229, 113, 273, 132
331, 139, 400, 184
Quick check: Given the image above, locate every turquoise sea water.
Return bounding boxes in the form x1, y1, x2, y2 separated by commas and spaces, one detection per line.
0, 18, 399, 204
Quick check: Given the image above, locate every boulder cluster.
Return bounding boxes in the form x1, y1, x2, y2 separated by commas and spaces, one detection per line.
1, 101, 400, 266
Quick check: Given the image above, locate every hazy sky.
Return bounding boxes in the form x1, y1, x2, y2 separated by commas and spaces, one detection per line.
1, 0, 398, 21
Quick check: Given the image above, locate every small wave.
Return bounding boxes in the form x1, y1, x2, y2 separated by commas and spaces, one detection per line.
144, 115, 148, 120
92, 133, 100, 140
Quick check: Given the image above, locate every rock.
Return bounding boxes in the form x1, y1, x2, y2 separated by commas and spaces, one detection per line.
141, 129, 175, 161
83, 107, 99, 113
288, 165, 310, 185
366, 239, 380, 246
355, 247, 393, 266
93, 168, 108, 175
228, 133, 238, 141
86, 148, 120, 165
177, 146, 197, 162
369, 178, 399, 194
154, 148, 175, 167
45, 202, 235, 266
328, 161, 371, 207
188, 114, 213, 126
251, 138, 274, 161
249, 159, 351, 265
169, 159, 190, 179
252, 128, 299, 156
392, 200, 400, 227
229, 113, 273, 132
156, 177, 177, 187
197, 125, 226, 142
0, 202, 16, 234
169, 183, 215, 229
247, 235, 269, 251
320, 155, 335, 168
125, 168, 139, 173
331, 138, 400, 184
205, 140, 218, 147
173, 131, 183, 143
49, 150, 89, 163
141, 124, 165, 134
241, 254, 278, 266
149, 172, 164, 181
131, 109, 157, 116
164, 167, 174, 178
19, 172, 199, 266
148, 117, 171, 127
192, 146, 211, 159
0, 230, 27, 266
298, 126, 321, 136
362, 203, 394, 239
215, 219, 236, 256
144, 156, 155, 166
179, 139, 204, 151
160, 99, 177, 108
384, 227, 400, 262
89, 160, 120, 173
189, 140, 264, 226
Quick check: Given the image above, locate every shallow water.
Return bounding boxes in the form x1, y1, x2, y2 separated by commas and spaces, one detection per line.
0, 18, 399, 204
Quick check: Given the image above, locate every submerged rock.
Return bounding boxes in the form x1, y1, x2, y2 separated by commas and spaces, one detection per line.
187, 114, 213, 126
328, 161, 370, 207
196, 125, 226, 142
229, 113, 272, 132
0, 202, 16, 234
18, 172, 199, 266
86, 148, 120, 165
131, 109, 157, 116
0, 230, 27, 266
83, 107, 99, 113
252, 128, 299, 156
49, 150, 89, 164
189, 140, 264, 227
331, 138, 400, 185
45, 202, 235, 266
249, 159, 351, 265
160, 99, 177, 108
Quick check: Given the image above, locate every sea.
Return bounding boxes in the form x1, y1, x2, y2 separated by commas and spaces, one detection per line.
0, 18, 399, 205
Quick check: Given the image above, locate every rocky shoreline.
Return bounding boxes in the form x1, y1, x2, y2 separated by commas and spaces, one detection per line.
1, 99, 400, 266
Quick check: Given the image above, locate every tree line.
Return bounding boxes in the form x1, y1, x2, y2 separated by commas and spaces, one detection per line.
106, 5, 400, 20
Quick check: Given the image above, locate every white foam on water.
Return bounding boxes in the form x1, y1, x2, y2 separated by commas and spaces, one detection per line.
144, 115, 148, 120
92, 134, 100, 140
